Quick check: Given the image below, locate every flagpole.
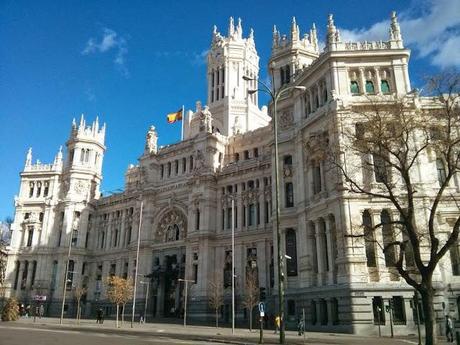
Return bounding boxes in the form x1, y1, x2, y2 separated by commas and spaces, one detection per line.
181, 105, 185, 141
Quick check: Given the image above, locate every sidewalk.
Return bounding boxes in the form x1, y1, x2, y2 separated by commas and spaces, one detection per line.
5, 316, 454, 345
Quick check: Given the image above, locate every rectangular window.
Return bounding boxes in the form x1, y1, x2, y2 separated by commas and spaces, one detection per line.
372, 296, 385, 325
227, 207, 232, 229
160, 164, 164, 179
26, 227, 34, 247
313, 164, 322, 194
243, 206, 246, 226
30, 261, 37, 287
264, 201, 269, 224
373, 154, 388, 183
195, 209, 200, 230
248, 204, 255, 226
256, 203, 260, 225
285, 182, 294, 208
175, 160, 179, 174
392, 296, 406, 325
193, 264, 198, 283
254, 148, 259, 158
244, 150, 249, 160
222, 209, 225, 230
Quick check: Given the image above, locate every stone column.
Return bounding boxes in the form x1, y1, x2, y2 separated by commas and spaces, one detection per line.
315, 220, 324, 286
309, 91, 314, 113
325, 218, 335, 285
374, 67, 381, 94
237, 196, 243, 230
359, 68, 366, 94
371, 210, 386, 280
316, 83, 322, 107
327, 299, 334, 326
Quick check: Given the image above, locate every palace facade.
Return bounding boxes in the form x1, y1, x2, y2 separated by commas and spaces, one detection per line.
5, 13, 460, 336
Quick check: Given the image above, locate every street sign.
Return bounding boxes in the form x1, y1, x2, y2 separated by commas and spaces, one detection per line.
33, 295, 47, 302
258, 302, 265, 313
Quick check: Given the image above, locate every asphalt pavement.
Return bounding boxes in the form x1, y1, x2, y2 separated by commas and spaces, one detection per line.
0, 317, 455, 345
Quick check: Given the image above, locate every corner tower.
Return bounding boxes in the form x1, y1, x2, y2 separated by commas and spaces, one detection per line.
269, 18, 319, 90
207, 17, 269, 136
63, 115, 106, 202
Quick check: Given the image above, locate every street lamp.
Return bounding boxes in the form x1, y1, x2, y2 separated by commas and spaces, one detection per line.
139, 280, 150, 323
178, 278, 195, 327
60, 228, 78, 325
131, 200, 144, 328
243, 74, 306, 344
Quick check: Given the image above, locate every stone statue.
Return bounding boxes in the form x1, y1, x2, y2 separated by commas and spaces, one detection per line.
145, 126, 158, 154
199, 106, 212, 133
232, 116, 242, 135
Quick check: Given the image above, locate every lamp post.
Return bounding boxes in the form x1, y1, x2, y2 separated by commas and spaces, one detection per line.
231, 196, 235, 334
178, 278, 195, 327
131, 200, 144, 328
243, 75, 305, 344
60, 228, 77, 325
139, 280, 150, 323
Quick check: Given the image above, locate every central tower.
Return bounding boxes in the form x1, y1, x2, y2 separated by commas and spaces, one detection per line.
207, 17, 269, 136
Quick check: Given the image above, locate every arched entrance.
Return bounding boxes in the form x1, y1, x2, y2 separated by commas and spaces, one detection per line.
150, 208, 187, 318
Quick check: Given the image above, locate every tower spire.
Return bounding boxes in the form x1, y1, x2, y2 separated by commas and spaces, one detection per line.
228, 17, 235, 37
327, 14, 338, 44
290, 17, 299, 42
272, 25, 279, 48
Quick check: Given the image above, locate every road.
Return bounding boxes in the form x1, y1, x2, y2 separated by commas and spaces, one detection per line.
0, 326, 223, 345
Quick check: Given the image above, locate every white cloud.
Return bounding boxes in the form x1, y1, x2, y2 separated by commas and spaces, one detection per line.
82, 28, 129, 76
338, 0, 460, 68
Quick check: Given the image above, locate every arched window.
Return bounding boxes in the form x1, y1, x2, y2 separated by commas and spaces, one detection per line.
29, 182, 34, 198
43, 182, 49, 197
363, 210, 377, 267
285, 228, 298, 276
167, 162, 171, 177
365, 81, 375, 94
285, 65, 290, 84
80, 148, 85, 163
182, 157, 187, 173
350, 81, 360, 94
36, 182, 42, 197
322, 87, 328, 103
381, 80, 391, 94
436, 158, 447, 186
235, 152, 240, 162
85, 149, 90, 162
381, 210, 395, 266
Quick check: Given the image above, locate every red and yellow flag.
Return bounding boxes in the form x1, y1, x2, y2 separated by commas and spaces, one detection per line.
166, 108, 183, 124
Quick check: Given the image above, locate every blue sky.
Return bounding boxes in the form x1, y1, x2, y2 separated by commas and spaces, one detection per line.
1, 0, 459, 219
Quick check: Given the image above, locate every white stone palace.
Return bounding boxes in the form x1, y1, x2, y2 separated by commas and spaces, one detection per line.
4, 13, 460, 335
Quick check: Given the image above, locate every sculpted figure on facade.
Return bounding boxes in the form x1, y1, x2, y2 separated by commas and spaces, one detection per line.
145, 125, 158, 154
199, 106, 213, 133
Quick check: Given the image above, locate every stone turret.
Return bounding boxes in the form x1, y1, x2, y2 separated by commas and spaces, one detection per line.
204, 17, 269, 137
269, 17, 320, 90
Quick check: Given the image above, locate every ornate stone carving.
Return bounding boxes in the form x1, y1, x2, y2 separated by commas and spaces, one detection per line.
199, 106, 213, 133
279, 111, 293, 128
157, 209, 187, 243
73, 180, 88, 195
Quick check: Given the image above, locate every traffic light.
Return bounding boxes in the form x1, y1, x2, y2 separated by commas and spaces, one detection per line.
260, 287, 266, 301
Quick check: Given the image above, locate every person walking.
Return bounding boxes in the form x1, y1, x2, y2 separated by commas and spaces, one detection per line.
297, 315, 305, 336
446, 315, 454, 343
39, 304, 44, 318
274, 315, 281, 334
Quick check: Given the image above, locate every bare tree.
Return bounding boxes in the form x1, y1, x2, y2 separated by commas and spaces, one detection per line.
242, 268, 259, 332
323, 71, 460, 345
105, 276, 133, 328
74, 287, 87, 324
208, 273, 224, 328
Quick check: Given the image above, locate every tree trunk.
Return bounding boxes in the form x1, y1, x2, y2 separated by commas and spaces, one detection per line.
249, 307, 252, 332
76, 299, 80, 324
116, 304, 119, 328
122, 304, 125, 325
420, 288, 437, 345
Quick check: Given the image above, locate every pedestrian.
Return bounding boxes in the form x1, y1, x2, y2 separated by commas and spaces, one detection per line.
39, 304, 44, 318
139, 312, 144, 324
96, 308, 103, 324
25, 305, 31, 318
274, 315, 281, 334
297, 315, 305, 336
446, 315, 454, 343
